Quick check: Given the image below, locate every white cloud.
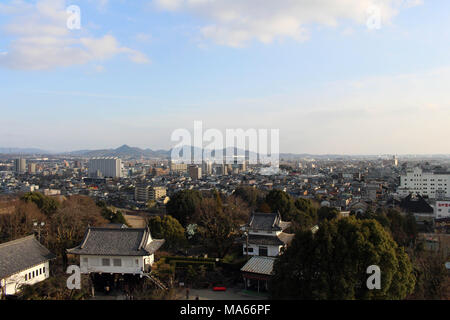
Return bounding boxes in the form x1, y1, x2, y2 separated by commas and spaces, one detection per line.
0, 0, 149, 70
154, 0, 423, 47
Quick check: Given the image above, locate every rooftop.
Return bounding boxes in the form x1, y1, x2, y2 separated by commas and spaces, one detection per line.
0, 235, 56, 279
67, 227, 164, 256
241, 256, 276, 276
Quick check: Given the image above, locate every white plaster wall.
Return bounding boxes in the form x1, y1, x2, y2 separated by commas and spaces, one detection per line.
1, 261, 49, 295
79, 255, 154, 274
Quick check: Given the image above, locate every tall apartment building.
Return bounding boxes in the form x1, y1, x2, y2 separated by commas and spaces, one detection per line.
14, 158, 26, 174
398, 167, 450, 199
88, 157, 122, 178
27, 163, 36, 174
202, 161, 212, 176
188, 165, 202, 180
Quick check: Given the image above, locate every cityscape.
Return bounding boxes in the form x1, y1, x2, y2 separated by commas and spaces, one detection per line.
0, 0, 449, 314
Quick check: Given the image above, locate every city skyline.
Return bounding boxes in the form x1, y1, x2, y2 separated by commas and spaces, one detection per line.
1, 0, 450, 154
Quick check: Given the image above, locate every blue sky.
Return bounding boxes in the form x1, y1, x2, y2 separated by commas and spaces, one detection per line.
1, 0, 449, 154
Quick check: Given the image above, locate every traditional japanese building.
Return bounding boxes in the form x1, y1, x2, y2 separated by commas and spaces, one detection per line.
0, 235, 56, 297
67, 227, 164, 275
242, 212, 294, 257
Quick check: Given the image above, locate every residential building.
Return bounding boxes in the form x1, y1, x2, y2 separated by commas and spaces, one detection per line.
88, 157, 122, 178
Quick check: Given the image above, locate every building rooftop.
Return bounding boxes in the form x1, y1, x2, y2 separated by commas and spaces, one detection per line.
67, 227, 164, 256
240, 256, 276, 276
0, 235, 56, 279
247, 212, 290, 232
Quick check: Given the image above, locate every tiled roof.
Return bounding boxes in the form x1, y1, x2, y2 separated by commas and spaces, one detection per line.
248, 212, 287, 231
248, 234, 285, 246
400, 194, 433, 214
0, 235, 56, 279
67, 227, 164, 256
240, 256, 276, 275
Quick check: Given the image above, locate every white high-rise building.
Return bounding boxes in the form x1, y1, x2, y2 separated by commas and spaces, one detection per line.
398, 167, 450, 199
88, 157, 122, 178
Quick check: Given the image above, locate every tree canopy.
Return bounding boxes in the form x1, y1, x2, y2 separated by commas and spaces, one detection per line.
148, 215, 186, 251
270, 217, 416, 300
166, 190, 202, 226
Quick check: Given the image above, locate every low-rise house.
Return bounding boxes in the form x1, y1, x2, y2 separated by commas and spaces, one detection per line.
67, 227, 164, 275
242, 212, 294, 257
0, 235, 56, 297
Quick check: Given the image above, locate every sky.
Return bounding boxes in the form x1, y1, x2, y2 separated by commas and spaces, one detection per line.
0, 0, 450, 154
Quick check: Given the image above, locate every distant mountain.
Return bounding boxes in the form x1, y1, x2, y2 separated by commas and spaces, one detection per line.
66, 145, 170, 158
0, 147, 51, 155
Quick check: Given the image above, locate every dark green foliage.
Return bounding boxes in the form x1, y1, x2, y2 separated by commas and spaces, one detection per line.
265, 190, 295, 219
20, 192, 59, 216
166, 190, 202, 226
265, 190, 319, 230
270, 217, 416, 300
317, 207, 339, 222
97, 201, 127, 225
148, 215, 186, 250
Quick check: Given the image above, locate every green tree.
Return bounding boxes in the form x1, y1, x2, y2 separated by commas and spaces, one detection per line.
317, 207, 340, 222
270, 217, 415, 300
166, 190, 202, 226
265, 190, 295, 220
294, 198, 318, 220
20, 192, 59, 216
96, 201, 127, 225
148, 215, 186, 251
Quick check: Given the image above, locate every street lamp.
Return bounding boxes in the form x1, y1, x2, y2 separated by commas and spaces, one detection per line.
33, 221, 45, 242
